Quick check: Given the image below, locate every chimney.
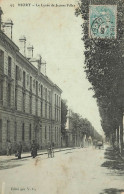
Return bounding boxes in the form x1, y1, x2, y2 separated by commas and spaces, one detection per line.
0, 7, 3, 31
41, 60, 46, 75
30, 55, 42, 74
27, 44, 34, 59
3, 19, 13, 39
37, 55, 42, 75
19, 36, 26, 56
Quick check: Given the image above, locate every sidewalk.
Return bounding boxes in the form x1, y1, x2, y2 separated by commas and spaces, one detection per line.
0, 147, 80, 161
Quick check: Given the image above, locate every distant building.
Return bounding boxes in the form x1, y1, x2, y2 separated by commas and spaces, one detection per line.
64, 109, 92, 148
0, 8, 62, 154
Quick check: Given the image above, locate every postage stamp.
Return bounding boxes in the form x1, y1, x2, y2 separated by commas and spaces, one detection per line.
89, 5, 117, 39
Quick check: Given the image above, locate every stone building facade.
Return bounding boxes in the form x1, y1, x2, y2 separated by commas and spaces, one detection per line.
0, 10, 62, 154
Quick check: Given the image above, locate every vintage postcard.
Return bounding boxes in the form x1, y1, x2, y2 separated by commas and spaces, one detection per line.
0, 0, 124, 194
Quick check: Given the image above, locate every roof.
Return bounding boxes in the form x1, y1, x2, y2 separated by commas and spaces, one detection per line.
0, 30, 62, 93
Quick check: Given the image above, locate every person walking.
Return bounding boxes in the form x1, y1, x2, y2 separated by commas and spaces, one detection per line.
47, 142, 52, 158
31, 140, 37, 158
8, 141, 12, 155
6, 141, 9, 156
17, 142, 22, 159
6, 140, 12, 156
52, 142, 55, 158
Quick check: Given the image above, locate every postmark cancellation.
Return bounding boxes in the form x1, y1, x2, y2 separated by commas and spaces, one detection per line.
89, 5, 117, 39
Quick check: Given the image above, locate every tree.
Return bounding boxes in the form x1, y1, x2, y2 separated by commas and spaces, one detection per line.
61, 99, 68, 135
71, 112, 102, 140
75, 0, 124, 147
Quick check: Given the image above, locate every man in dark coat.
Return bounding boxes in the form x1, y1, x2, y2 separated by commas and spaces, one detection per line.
31, 140, 37, 158
52, 142, 55, 157
17, 142, 22, 159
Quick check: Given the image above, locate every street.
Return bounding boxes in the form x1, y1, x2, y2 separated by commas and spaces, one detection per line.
0, 146, 124, 194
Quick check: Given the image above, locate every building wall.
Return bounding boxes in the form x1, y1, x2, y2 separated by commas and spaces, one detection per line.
0, 32, 62, 154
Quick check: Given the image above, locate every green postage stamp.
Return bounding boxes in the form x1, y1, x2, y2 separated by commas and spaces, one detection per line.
89, 5, 117, 38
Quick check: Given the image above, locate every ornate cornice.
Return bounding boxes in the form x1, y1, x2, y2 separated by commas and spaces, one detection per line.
0, 30, 19, 55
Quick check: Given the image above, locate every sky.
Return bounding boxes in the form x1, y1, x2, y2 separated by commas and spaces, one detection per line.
0, 0, 104, 135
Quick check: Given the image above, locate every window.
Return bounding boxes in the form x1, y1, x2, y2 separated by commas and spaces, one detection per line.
7, 120, 10, 141
58, 110, 59, 121
45, 103, 47, 118
8, 83, 11, 106
59, 97, 60, 107
39, 84, 40, 92
41, 101, 43, 117
27, 74, 29, 86
57, 128, 59, 141
29, 124, 31, 141
29, 95, 32, 114
0, 50, 4, 75
23, 71, 25, 88
0, 119, 2, 142
56, 127, 57, 142
48, 91, 51, 102
45, 88, 47, 101
55, 127, 56, 141
0, 82, 3, 105
15, 65, 18, 80
55, 108, 56, 121
33, 79, 35, 88
55, 94, 56, 105
56, 128, 58, 142
40, 124, 42, 143
57, 95, 58, 106
49, 105, 51, 119
22, 123, 25, 141
41, 85, 43, 98
35, 125, 37, 140
45, 126, 47, 139
57, 128, 59, 142
15, 88, 17, 110
30, 76, 32, 91
22, 92, 25, 112
57, 128, 58, 142
14, 122, 17, 141
36, 81, 38, 96
36, 99, 38, 116
57, 110, 59, 121
49, 126, 51, 140
57, 109, 59, 121
59, 110, 60, 121
8, 57, 11, 77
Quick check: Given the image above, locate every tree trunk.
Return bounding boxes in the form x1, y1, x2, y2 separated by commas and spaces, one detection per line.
119, 112, 124, 155
116, 126, 119, 146
111, 129, 116, 148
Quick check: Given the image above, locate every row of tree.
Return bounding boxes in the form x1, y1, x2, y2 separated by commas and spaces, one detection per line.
71, 112, 102, 140
75, 0, 124, 153
61, 99, 102, 147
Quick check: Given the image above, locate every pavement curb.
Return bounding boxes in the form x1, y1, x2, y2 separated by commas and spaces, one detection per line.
12, 147, 81, 160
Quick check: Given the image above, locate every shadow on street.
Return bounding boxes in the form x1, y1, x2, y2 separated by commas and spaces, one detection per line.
0, 160, 23, 170
0, 158, 30, 170
101, 147, 124, 176
100, 188, 124, 194
100, 147, 124, 194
